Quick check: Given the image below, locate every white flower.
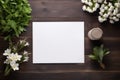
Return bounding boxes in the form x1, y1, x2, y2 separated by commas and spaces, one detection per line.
23, 51, 30, 62
23, 57, 29, 62
100, 9, 105, 13
104, 0, 107, 4
3, 49, 11, 56
115, 3, 120, 7
109, 20, 114, 24
113, 9, 119, 15
23, 51, 30, 56
103, 14, 108, 18
108, 2, 112, 7
104, 6, 108, 10
24, 42, 29, 46
117, 14, 120, 18
7, 53, 22, 61
86, 7, 93, 13
93, 0, 97, 2
109, 6, 114, 11
101, 4, 105, 9
109, 16, 113, 19
4, 59, 11, 64
98, 16, 106, 22
114, 18, 119, 21
20, 40, 29, 46
92, 7, 97, 11
99, 12, 103, 15
84, 0, 89, 4
81, 0, 86, 3
112, 16, 117, 20
97, 0, 103, 3
10, 61, 19, 71
107, 12, 111, 15
112, 16, 119, 21
20, 40, 26, 44
88, 2, 92, 6
23, 50, 28, 54
95, 3, 100, 8
82, 5, 87, 11
20, 40, 24, 44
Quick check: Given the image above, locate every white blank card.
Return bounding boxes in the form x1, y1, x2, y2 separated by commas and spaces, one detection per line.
33, 22, 84, 63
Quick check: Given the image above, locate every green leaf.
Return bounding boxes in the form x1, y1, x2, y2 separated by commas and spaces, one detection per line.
104, 51, 110, 55
93, 47, 99, 57
98, 45, 104, 61
89, 54, 97, 60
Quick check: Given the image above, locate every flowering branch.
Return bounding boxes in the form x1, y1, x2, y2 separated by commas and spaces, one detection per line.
3, 39, 30, 76
81, 0, 120, 24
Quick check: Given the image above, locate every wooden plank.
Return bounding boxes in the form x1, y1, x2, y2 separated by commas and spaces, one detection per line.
7, 71, 120, 80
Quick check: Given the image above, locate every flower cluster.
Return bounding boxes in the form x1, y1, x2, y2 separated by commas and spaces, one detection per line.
81, 0, 120, 24
3, 39, 30, 76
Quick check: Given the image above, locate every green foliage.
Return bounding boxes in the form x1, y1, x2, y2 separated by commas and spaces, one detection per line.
89, 45, 110, 69
0, 0, 32, 41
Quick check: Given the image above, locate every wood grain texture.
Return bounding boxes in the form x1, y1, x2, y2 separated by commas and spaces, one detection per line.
0, 0, 120, 80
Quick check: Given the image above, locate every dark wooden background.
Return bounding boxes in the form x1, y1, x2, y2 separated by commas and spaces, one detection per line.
0, 0, 120, 80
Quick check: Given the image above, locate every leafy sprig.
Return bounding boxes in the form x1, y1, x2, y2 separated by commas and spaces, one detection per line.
0, 0, 32, 41
89, 45, 110, 69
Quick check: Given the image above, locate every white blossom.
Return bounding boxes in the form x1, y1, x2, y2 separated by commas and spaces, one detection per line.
115, 3, 120, 7
20, 40, 24, 44
81, 0, 87, 3
98, 0, 103, 3
20, 39, 29, 46
10, 61, 19, 71
117, 14, 120, 18
109, 6, 114, 11
114, 18, 119, 21
95, 3, 100, 8
88, 2, 93, 6
86, 7, 93, 13
23, 51, 30, 56
81, 0, 85, 3
100, 9, 105, 13
81, 0, 120, 23
98, 16, 106, 22
93, 0, 97, 2
112, 16, 119, 21
104, 6, 108, 10
3, 49, 11, 56
23, 51, 30, 62
24, 42, 29, 46
82, 5, 87, 11
99, 12, 103, 15
7, 53, 22, 61
103, 14, 108, 18
113, 9, 119, 15
4, 59, 11, 64
108, 2, 112, 6
109, 20, 114, 24
23, 57, 29, 62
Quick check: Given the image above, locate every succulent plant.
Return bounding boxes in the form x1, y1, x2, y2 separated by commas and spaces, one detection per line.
89, 45, 110, 69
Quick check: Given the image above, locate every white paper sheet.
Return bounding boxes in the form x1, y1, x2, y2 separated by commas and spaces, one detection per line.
33, 22, 84, 63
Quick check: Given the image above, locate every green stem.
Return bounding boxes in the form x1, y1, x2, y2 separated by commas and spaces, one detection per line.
4, 65, 12, 76
99, 62, 105, 69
